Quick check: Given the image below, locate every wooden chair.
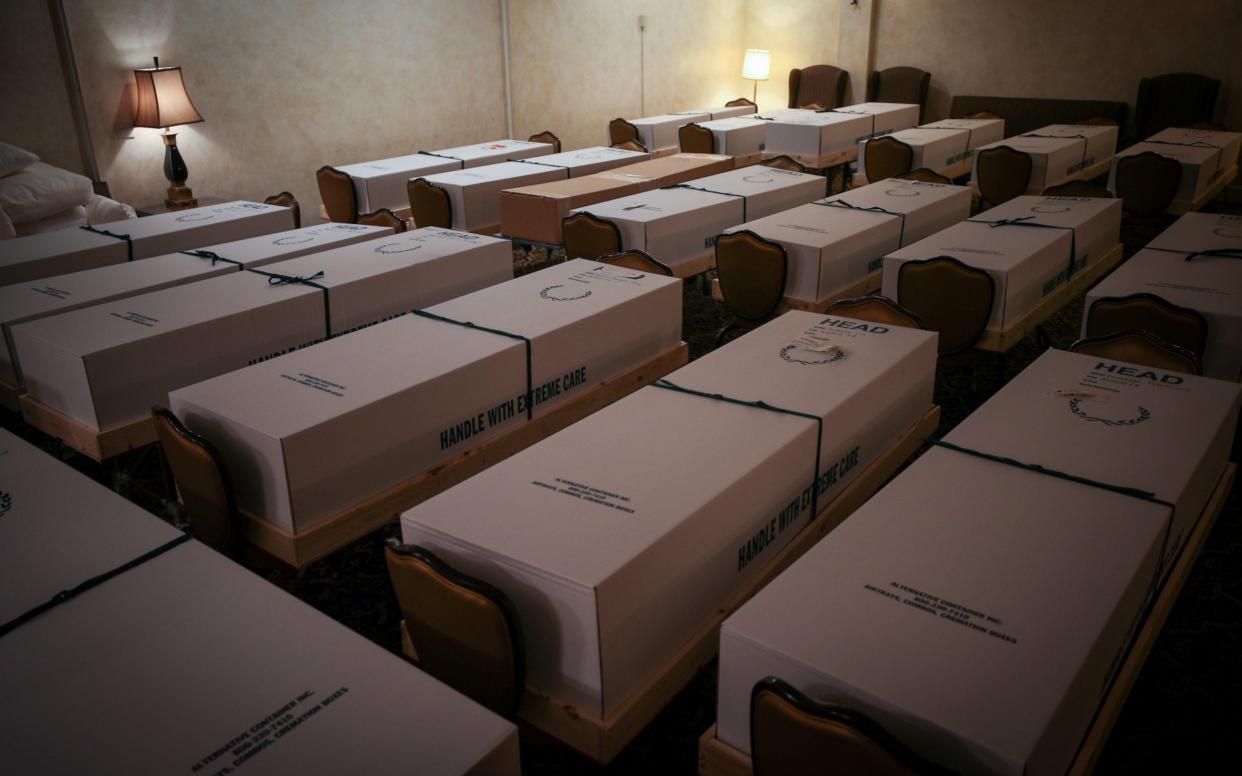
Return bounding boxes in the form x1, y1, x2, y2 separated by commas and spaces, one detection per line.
528, 130, 561, 153
726, 97, 757, 109
714, 229, 788, 345
964, 111, 1000, 120
609, 117, 643, 148
151, 406, 237, 556
357, 208, 408, 233
863, 136, 915, 183
1076, 115, 1119, 127
679, 123, 715, 154
316, 165, 358, 223
263, 191, 301, 229
825, 295, 924, 330
896, 255, 995, 356
1069, 330, 1203, 375
761, 155, 810, 174
598, 249, 673, 276
562, 212, 622, 260
896, 168, 951, 185
975, 146, 1033, 208
788, 65, 849, 110
1084, 292, 1208, 359
407, 178, 453, 229
612, 139, 648, 153
1133, 72, 1220, 141
750, 677, 951, 776
868, 66, 931, 122
384, 541, 525, 718
1113, 152, 1182, 218
1043, 180, 1113, 198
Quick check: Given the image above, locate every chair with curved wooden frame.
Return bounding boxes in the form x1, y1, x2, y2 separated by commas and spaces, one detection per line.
1076, 116, 1118, 127
316, 165, 358, 223
726, 97, 757, 109
750, 677, 953, 776
761, 155, 811, 174
788, 65, 849, 110
1083, 292, 1208, 359
151, 406, 238, 556
964, 111, 1000, 120
1113, 152, 1182, 218
896, 255, 995, 356
357, 208, 408, 233
407, 178, 453, 229
598, 249, 674, 276
825, 295, 925, 330
1133, 72, 1220, 141
679, 123, 715, 154
896, 168, 951, 185
528, 130, 561, 153
612, 139, 648, 153
562, 212, 622, 260
1043, 180, 1113, 198
863, 136, 915, 183
714, 229, 788, 345
609, 117, 643, 148
384, 540, 526, 718
975, 146, 1033, 208
867, 66, 931, 123
263, 191, 301, 229
1069, 330, 1203, 375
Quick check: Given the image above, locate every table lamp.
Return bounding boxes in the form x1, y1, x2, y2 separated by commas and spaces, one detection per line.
133, 57, 204, 208
742, 49, 771, 104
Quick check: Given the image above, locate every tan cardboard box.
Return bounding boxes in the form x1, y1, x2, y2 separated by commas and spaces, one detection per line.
415, 161, 566, 230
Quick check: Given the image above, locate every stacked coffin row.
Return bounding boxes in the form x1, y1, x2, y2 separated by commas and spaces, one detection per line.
169, 260, 683, 535
1109, 127, 1241, 203
0, 429, 520, 775
857, 117, 1004, 182
400, 311, 937, 721
0, 200, 294, 286
0, 222, 391, 391
762, 103, 920, 167
1086, 211, 1242, 381
972, 123, 1119, 192
626, 103, 758, 155
13, 227, 512, 434
716, 349, 1240, 775
882, 194, 1123, 331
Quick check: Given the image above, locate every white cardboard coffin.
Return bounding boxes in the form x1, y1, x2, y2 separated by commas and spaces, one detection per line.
1109, 141, 1226, 202
0, 430, 520, 776
1085, 212, 1242, 381
429, 138, 553, 168
763, 111, 872, 163
13, 228, 512, 432
401, 311, 937, 719
1147, 126, 1241, 170
687, 165, 829, 220
170, 260, 682, 532
0, 223, 391, 386
334, 153, 462, 212
859, 127, 971, 179
716, 349, 1239, 775
882, 218, 1073, 330
732, 179, 972, 301
416, 161, 567, 229
967, 194, 1122, 274
972, 136, 1086, 191
523, 146, 651, 177
918, 117, 1005, 150
699, 117, 769, 157
1022, 124, 1118, 171
680, 104, 758, 120
630, 112, 711, 153
832, 102, 920, 137
0, 200, 292, 286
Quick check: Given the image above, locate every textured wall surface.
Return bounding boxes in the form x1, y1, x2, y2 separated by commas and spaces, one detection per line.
0, 1, 82, 174
742, 0, 840, 109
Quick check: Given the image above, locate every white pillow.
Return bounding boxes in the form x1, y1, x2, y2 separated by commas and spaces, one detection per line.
85, 193, 137, 224
0, 142, 40, 178
0, 162, 94, 224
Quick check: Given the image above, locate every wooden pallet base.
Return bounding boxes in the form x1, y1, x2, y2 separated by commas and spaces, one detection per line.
518, 406, 940, 765
731, 152, 764, 168
18, 397, 157, 462
0, 377, 21, 413
240, 342, 690, 568
671, 251, 715, 279
975, 242, 1123, 353
711, 270, 882, 315
764, 148, 857, 171
1168, 165, 1238, 214
699, 462, 1236, 776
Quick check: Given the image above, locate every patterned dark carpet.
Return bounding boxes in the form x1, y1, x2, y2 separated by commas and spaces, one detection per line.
3, 207, 1238, 774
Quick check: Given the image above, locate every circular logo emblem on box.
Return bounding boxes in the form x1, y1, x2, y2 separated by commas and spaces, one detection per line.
0, 491, 10, 517
779, 345, 845, 366
540, 285, 593, 301
272, 235, 314, 245
374, 242, 422, 254
883, 188, 920, 197
1031, 205, 1071, 214
1068, 399, 1151, 426
742, 174, 776, 184
1212, 227, 1242, 239
175, 213, 215, 222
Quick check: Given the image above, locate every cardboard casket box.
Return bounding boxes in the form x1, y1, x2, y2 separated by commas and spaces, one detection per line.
524, 146, 651, 177
831, 102, 919, 137
0, 223, 390, 387
1109, 141, 1227, 202
966, 194, 1122, 274
1147, 126, 1241, 170
13, 228, 512, 432
680, 104, 758, 120
1024, 123, 1117, 170
1085, 212, 1242, 381
170, 260, 682, 532
335, 153, 461, 212
0, 429, 520, 776
918, 117, 1005, 149
972, 135, 1090, 192
430, 138, 553, 168
763, 111, 871, 166
717, 349, 1239, 774
416, 161, 567, 230
401, 311, 936, 718
686, 165, 829, 221
630, 112, 711, 153
859, 127, 971, 179
732, 178, 972, 302
0, 200, 293, 286
699, 117, 769, 158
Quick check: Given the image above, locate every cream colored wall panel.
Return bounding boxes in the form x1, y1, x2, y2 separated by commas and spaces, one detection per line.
0, 2, 82, 174
742, 0, 841, 110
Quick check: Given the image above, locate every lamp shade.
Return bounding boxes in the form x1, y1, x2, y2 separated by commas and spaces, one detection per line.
133, 62, 204, 129
742, 49, 771, 81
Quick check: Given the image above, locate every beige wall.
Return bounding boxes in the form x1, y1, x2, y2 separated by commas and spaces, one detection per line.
509, 0, 746, 152
873, 0, 1242, 130
742, 0, 840, 109
0, 2, 82, 174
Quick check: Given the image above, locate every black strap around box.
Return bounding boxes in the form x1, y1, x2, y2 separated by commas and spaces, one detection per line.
1022, 132, 1091, 173
180, 249, 244, 268
247, 268, 332, 339
0, 533, 191, 639
80, 224, 133, 262
814, 199, 907, 246
514, 158, 571, 170
1143, 139, 1226, 182
651, 378, 825, 519
410, 309, 534, 420
917, 123, 974, 162
967, 215, 1079, 279
419, 150, 466, 165
827, 108, 878, 139
667, 183, 748, 222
